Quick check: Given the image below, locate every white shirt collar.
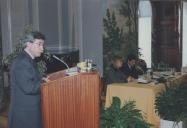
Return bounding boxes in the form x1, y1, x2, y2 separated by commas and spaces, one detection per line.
128, 63, 131, 69
24, 49, 34, 59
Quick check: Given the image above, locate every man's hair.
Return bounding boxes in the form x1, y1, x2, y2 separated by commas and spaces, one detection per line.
21, 31, 45, 48
127, 53, 137, 61
112, 55, 123, 62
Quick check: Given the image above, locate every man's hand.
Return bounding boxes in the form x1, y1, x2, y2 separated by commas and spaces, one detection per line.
127, 76, 134, 83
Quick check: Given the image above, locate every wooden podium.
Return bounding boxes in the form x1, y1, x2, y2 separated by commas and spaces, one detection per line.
41, 70, 100, 128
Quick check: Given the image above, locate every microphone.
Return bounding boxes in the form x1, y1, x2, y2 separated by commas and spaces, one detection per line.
52, 55, 70, 70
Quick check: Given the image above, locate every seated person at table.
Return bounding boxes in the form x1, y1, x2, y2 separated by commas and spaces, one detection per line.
106, 56, 127, 84
121, 53, 139, 82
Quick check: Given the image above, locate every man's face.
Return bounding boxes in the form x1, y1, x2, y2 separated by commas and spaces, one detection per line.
28, 39, 44, 58
128, 59, 136, 67
114, 60, 123, 69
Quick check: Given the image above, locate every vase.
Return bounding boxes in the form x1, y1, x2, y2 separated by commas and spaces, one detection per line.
160, 119, 182, 128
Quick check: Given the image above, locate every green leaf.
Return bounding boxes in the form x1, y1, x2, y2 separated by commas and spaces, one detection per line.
101, 97, 153, 128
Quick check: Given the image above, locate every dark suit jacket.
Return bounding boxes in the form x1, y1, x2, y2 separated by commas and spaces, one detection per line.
8, 51, 42, 128
106, 66, 127, 85
121, 63, 138, 79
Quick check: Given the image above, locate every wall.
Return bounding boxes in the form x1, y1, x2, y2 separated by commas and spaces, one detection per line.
182, 2, 187, 67
138, 17, 152, 68
0, 0, 30, 56
0, 5, 4, 108
79, 0, 104, 75
0, 0, 104, 75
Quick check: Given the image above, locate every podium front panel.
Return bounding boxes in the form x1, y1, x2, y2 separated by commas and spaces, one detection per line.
41, 72, 100, 128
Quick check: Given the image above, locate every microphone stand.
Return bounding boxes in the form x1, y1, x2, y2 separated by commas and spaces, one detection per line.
52, 55, 70, 72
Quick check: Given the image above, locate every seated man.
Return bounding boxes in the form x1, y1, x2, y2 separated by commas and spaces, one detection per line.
121, 53, 139, 82
106, 56, 127, 85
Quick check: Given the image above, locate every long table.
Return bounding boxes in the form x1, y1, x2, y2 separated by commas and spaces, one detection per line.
105, 74, 187, 128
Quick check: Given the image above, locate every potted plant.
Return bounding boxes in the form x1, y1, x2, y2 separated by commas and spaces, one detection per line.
101, 97, 153, 128
155, 83, 187, 128
176, 83, 187, 127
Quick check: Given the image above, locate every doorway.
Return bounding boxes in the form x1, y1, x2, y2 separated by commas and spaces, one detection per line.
152, 1, 181, 71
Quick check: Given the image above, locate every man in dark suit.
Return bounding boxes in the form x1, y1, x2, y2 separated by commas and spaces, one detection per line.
106, 56, 127, 85
121, 53, 138, 82
8, 31, 49, 128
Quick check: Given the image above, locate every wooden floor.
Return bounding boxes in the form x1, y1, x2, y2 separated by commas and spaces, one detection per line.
0, 105, 8, 128
0, 88, 9, 128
